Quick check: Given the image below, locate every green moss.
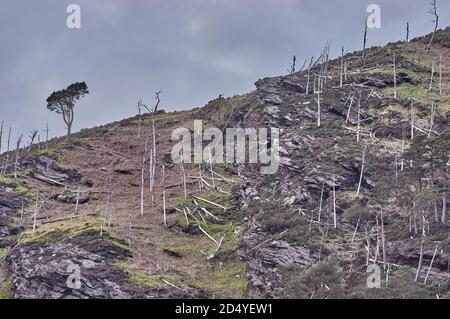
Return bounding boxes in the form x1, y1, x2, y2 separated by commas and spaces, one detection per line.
34, 148, 57, 157
106, 238, 131, 252
194, 257, 247, 297
0, 177, 17, 184
0, 178, 29, 195
383, 82, 450, 113
15, 186, 29, 195
0, 281, 13, 299
370, 67, 426, 80
0, 248, 6, 258
126, 270, 182, 289
20, 218, 100, 244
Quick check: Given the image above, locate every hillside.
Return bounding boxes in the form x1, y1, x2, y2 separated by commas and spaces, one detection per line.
1, 27, 450, 299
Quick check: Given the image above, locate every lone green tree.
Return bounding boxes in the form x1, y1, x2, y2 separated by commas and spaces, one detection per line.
46, 82, 89, 141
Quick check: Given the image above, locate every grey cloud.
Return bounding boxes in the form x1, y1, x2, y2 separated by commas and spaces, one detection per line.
0, 0, 449, 145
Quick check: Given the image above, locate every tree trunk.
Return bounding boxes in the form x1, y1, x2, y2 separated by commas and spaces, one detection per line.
362, 19, 368, 59
318, 183, 324, 223
439, 55, 443, 95
380, 210, 387, 271
356, 146, 367, 196
406, 22, 410, 43
66, 124, 72, 142
429, 60, 435, 92
340, 46, 344, 87
415, 240, 424, 282
424, 245, 439, 284
410, 100, 415, 140
333, 182, 337, 228
393, 53, 397, 99
442, 193, 447, 225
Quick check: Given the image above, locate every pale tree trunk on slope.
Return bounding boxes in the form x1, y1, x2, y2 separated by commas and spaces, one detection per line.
356, 145, 367, 197
415, 240, 424, 282
426, 0, 439, 51
141, 137, 149, 217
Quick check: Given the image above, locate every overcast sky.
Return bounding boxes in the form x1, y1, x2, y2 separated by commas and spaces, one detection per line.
1, 0, 449, 146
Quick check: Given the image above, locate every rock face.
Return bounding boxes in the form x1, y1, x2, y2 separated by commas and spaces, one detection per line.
0, 184, 24, 248
6, 231, 180, 299
239, 217, 318, 297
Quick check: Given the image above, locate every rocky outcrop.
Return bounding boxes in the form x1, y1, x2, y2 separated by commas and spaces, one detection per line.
6, 231, 187, 299
0, 184, 25, 248
22, 155, 81, 185
239, 215, 318, 297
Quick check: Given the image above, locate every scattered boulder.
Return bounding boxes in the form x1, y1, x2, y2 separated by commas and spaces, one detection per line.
52, 193, 90, 205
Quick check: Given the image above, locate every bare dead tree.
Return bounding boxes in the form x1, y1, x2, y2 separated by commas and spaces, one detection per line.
162, 164, 167, 227
374, 215, 380, 264
362, 18, 368, 59
357, 92, 362, 143
393, 53, 397, 99
137, 100, 142, 139
287, 55, 296, 75
304, 56, 315, 95
365, 228, 371, 266
6, 127, 11, 161
410, 100, 415, 140
315, 75, 323, 127
434, 200, 439, 223
351, 217, 360, 245
345, 92, 356, 124
401, 124, 406, 172
32, 189, 40, 233
406, 22, 410, 43
318, 182, 325, 223
340, 46, 345, 87
439, 55, 443, 95
380, 210, 387, 270
28, 129, 38, 153
415, 240, 424, 281
442, 192, 447, 225
148, 91, 160, 204
14, 134, 23, 179
356, 145, 367, 197
141, 136, 149, 217
333, 180, 337, 229
424, 245, 439, 284
428, 101, 436, 138
149, 147, 154, 204
426, 0, 439, 51
125, 214, 133, 246
429, 59, 436, 92
74, 186, 80, 215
